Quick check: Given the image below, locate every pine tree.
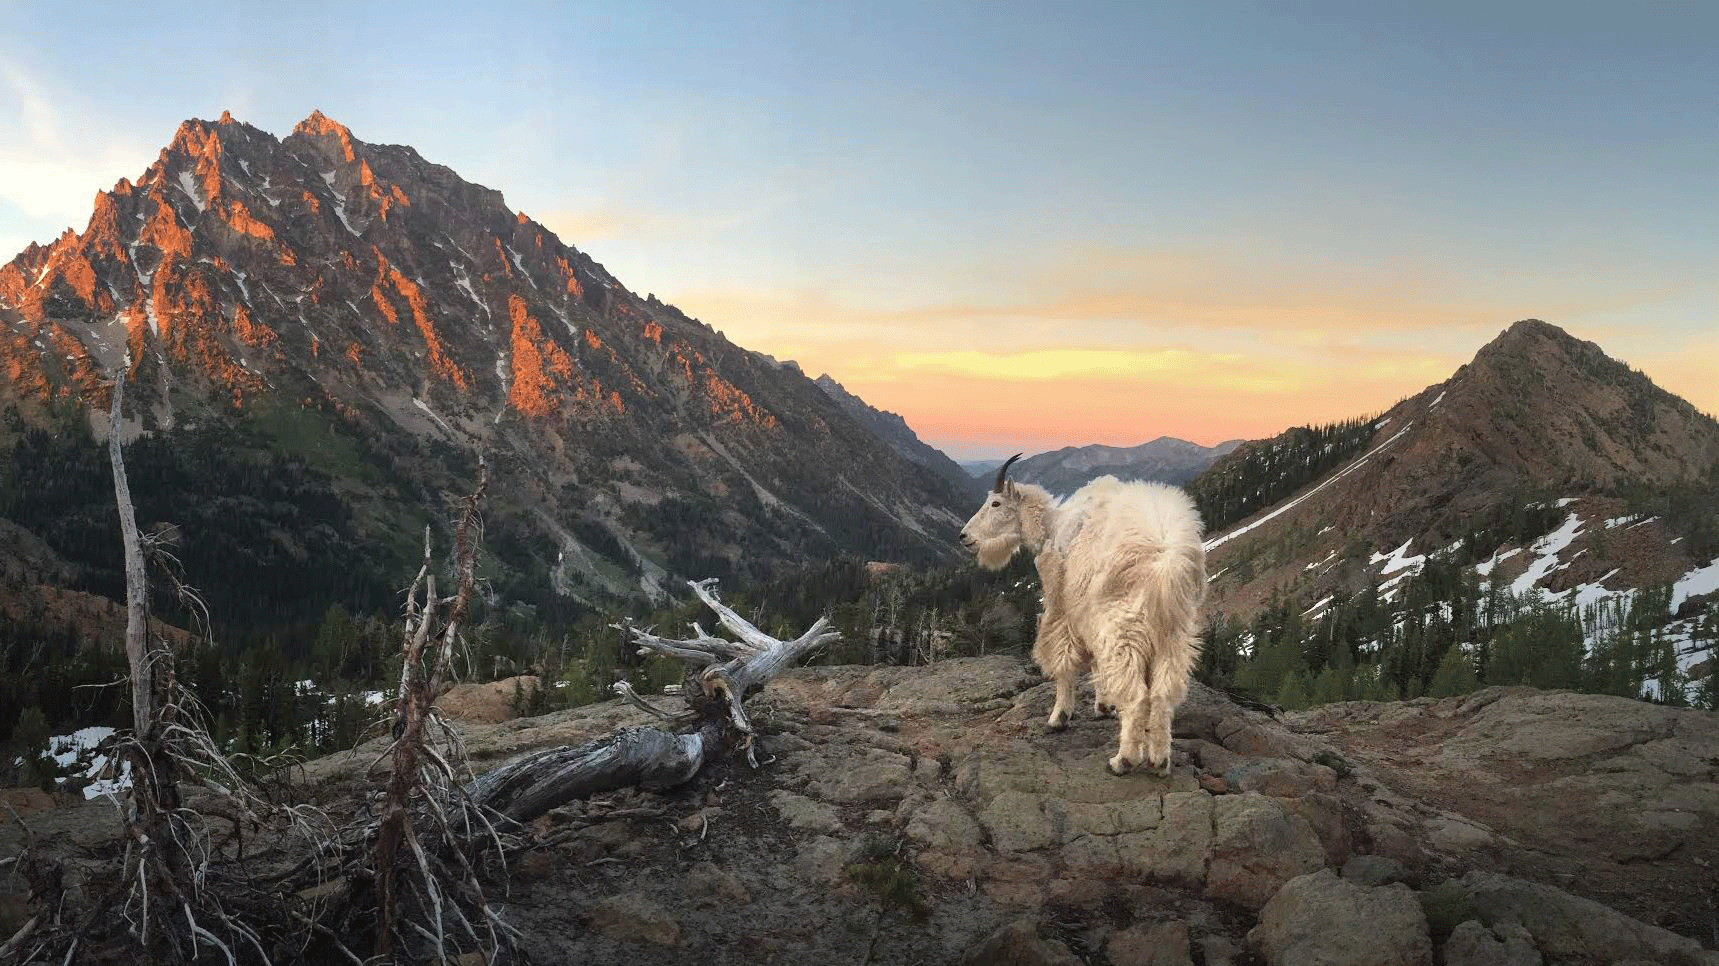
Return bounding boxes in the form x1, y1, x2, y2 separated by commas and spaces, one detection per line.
1310, 667, 1342, 706
1274, 668, 1310, 711
11, 706, 52, 785
1428, 645, 1479, 698
1647, 628, 1687, 706
1690, 671, 1717, 711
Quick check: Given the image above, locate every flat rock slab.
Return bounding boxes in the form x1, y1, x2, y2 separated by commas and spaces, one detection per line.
1248, 869, 1432, 966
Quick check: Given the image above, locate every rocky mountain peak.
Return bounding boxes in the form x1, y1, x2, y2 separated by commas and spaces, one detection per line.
1196, 318, 1719, 629
291, 109, 358, 149
997, 436, 1243, 495
0, 111, 973, 612
1462, 317, 1627, 385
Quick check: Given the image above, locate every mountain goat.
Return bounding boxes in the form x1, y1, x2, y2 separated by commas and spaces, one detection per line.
960, 457, 1206, 776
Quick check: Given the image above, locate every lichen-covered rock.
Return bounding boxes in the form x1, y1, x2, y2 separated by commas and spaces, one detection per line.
683, 862, 750, 907
1105, 920, 1194, 966
1341, 854, 1409, 887
959, 920, 1081, 966
1206, 793, 1326, 909
1452, 871, 1719, 966
769, 791, 843, 833
979, 791, 1060, 853
807, 748, 915, 803
905, 797, 984, 851
1441, 919, 1541, 966
1063, 792, 1213, 887
792, 835, 849, 885
1248, 869, 1432, 966
1222, 758, 1337, 798
586, 892, 682, 946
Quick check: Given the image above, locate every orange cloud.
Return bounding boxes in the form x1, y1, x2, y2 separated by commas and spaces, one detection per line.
857, 368, 1417, 457
653, 244, 1709, 455
671, 272, 1690, 353
752, 334, 1461, 455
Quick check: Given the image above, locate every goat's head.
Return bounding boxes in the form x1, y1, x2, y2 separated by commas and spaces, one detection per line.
961, 454, 1026, 570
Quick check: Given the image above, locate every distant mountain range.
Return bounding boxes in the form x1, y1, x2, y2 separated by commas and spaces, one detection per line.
961, 437, 1243, 494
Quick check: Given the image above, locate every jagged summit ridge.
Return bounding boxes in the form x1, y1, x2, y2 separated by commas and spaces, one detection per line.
0, 111, 972, 600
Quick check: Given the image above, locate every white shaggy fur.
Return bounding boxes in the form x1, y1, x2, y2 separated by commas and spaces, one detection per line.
961, 471, 1206, 776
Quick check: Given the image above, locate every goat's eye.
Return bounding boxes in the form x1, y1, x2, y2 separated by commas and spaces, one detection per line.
990, 501, 1001, 508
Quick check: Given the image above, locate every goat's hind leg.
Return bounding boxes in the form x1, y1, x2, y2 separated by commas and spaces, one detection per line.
1106, 686, 1152, 776
1095, 645, 1151, 775
1141, 635, 1195, 777
1093, 689, 1117, 718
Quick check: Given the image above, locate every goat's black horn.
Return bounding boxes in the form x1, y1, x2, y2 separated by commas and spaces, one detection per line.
993, 453, 1023, 493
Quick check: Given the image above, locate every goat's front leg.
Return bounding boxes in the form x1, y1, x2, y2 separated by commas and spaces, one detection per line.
1047, 669, 1079, 731
1107, 695, 1152, 775
1032, 613, 1085, 732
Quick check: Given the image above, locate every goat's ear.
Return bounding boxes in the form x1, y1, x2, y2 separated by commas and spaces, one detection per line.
1005, 481, 1019, 498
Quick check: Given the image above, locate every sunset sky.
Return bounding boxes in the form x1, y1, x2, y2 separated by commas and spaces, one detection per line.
2, 0, 1714, 458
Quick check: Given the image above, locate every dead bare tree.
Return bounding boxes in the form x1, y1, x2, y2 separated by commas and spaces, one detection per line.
362, 458, 523, 964
109, 375, 181, 825
467, 579, 839, 823
7, 418, 833, 962
1, 377, 338, 964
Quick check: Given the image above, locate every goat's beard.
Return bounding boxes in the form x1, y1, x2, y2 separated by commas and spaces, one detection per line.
973, 534, 1022, 571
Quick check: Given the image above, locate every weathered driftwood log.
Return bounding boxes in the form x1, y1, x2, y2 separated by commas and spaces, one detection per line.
468, 579, 838, 822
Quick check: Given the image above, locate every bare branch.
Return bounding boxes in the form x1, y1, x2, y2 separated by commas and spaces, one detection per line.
467, 581, 839, 823
686, 578, 779, 653
611, 681, 681, 721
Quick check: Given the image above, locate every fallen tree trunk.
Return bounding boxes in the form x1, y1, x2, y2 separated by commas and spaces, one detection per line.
467, 579, 837, 823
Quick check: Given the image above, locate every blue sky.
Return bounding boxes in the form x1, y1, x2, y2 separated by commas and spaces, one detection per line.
3, 0, 1714, 457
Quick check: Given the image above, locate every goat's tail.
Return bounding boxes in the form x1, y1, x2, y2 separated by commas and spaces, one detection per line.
1142, 538, 1206, 657
1092, 538, 1206, 707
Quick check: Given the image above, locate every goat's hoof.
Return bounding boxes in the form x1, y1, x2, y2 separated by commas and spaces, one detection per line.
1106, 756, 1134, 776
1146, 757, 1172, 778
1045, 718, 1068, 733
1094, 702, 1116, 718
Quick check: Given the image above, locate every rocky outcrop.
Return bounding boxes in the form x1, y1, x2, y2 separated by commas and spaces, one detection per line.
1291, 687, 1719, 939
8, 657, 1716, 964
433, 674, 542, 724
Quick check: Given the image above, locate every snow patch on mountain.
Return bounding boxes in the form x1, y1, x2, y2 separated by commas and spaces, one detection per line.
176, 170, 206, 212
1672, 558, 1719, 612
1507, 513, 1585, 597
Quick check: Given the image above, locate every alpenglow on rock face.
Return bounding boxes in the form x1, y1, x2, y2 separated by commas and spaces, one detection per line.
0, 111, 971, 608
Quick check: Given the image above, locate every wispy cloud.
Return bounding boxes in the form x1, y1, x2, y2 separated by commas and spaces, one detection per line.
670, 247, 1696, 352
540, 201, 793, 242
0, 64, 153, 258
